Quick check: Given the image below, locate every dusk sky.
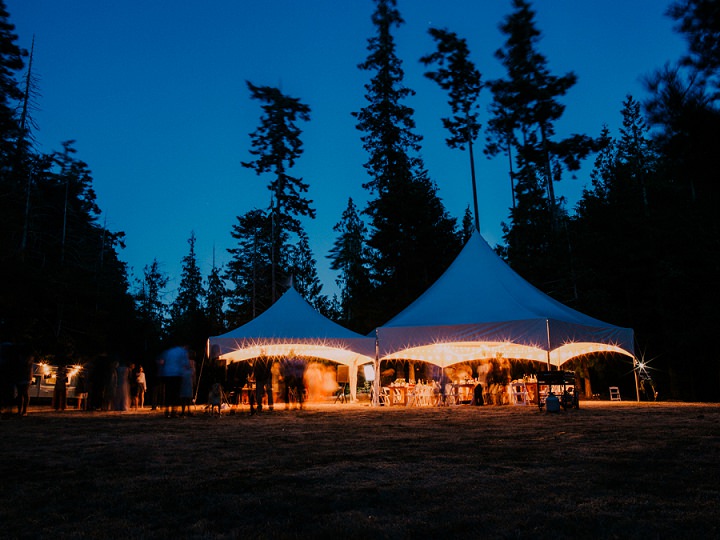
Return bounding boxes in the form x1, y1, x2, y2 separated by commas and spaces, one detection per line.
8, 1, 685, 300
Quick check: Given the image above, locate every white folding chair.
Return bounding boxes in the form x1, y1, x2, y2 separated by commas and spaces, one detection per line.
510, 382, 529, 406
405, 386, 417, 407
443, 383, 458, 406
416, 385, 432, 407
609, 386, 621, 401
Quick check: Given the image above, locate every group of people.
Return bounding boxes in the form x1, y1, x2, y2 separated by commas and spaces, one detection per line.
1, 342, 198, 417
0, 343, 153, 416
221, 355, 308, 415
3, 342, 319, 418
81, 359, 147, 412
57, 360, 148, 412
112, 362, 148, 411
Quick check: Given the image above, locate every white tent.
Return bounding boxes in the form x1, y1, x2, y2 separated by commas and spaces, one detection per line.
208, 286, 375, 400
377, 231, 635, 369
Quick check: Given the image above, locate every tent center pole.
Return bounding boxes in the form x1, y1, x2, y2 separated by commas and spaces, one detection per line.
373, 329, 380, 407
545, 319, 552, 371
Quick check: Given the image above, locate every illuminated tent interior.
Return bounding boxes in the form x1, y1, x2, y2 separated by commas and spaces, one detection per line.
208, 286, 375, 400
377, 230, 635, 370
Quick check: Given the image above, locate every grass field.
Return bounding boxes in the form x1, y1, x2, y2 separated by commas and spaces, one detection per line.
1, 401, 718, 539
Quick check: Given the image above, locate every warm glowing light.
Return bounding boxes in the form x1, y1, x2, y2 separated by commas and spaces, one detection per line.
381, 340, 547, 367
218, 340, 374, 367
381, 340, 634, 367
67, 365, 82, 378
550, 342, 632, 365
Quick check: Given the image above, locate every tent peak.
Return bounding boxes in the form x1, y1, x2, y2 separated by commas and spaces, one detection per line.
377, 226, 634, 365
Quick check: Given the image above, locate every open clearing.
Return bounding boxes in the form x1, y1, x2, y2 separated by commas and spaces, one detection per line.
1, 401, 718, 539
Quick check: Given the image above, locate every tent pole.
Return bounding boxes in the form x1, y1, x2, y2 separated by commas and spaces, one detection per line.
194, 351, 207, 405
633, 357, 641, 402
545, 319, 552, 371
373, 329, 380, 407
350, 358, 358, 402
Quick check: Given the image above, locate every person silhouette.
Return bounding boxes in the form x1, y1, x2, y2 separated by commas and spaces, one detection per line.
160, 346, 188, 418
135, 366, 147, 409
53, 364, 68, 411
253, 357, 273, 413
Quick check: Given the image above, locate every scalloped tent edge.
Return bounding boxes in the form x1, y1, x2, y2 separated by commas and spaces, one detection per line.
207, 286, 376, 400
376, 230, 635, 369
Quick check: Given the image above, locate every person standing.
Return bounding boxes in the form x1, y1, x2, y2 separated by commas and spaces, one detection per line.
104, 360, 118, 411
114, 361, 131, 411
282, 357, 306, 411
9, 343, 33, 417
85, 356, 102, 411
0, 343, 13, 418
161, 346, 187, 418
152, 353, 165, 411
207, 381, 223, 416
253, 356, 273, 413
74, 366, 88, 411
179, 353, 195, 417
271, 360, 282, 405
247, 360, 263, 415
135, 366, 147, 409
53, 365, 68, 411
128, 363, 138, 409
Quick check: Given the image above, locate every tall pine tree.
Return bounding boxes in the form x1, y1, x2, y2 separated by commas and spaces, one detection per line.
286, 227, 328, 312
205, 256, 226, 337
225, 208, 275, 327
668, 0, 720, 93
641, 8, 720, 399
0, 0, 24, 164
571, 101, 658, 398
489, 0, 594, 300
167, 232, 207, 351
354, 0, 460, 321
0, 3, 139, 360
328, 197, 373, 332
241, 82, 313, 302
421, 27, 483, 231
134, 259, 168, 355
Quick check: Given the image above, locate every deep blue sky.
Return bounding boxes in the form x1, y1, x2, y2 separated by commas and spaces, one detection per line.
8, 1, 685, 300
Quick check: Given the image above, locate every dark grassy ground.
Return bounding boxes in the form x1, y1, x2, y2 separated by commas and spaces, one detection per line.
1, 401, 718, 539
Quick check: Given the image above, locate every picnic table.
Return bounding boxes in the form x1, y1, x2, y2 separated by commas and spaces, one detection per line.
536, 371, 579, 410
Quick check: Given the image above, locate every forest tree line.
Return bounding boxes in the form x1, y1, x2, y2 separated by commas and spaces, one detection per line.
1, 0, 718, 400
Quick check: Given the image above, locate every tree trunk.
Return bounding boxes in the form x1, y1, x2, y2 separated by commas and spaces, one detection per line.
468, 132, 480, 233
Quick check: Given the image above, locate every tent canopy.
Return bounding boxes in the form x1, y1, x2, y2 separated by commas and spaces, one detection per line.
208, 286, 375, 366
377, 231, 634, 368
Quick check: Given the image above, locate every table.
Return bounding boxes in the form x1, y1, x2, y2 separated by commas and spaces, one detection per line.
454, 383, 477, 404
240, 386, 268, 406
535, 371, 578, 410
410, 384, 438, 406
383, 385, 414, 406
334, 382, 348, 404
